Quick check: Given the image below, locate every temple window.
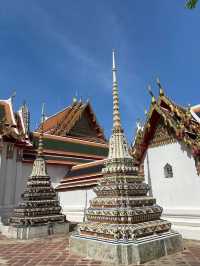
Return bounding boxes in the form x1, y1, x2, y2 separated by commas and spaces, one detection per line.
164, 163, 173, 178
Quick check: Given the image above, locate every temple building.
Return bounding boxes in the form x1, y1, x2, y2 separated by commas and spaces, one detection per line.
0, 65, 199, 242
131, 80, 200, 240
0, 97, 108, 223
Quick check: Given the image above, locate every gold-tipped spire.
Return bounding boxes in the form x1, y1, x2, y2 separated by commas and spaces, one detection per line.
147, 85, 156, 104
156, 77, 164, 96
38, 103, 45, 157
73, 90, 78, 103
112, 49, 122, 131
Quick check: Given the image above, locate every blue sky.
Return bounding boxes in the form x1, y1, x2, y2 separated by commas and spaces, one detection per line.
0, 1, 200, 141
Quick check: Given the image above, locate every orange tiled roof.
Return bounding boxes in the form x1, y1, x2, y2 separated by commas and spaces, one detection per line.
39, 106, 71, 134
37, 100, 106, 142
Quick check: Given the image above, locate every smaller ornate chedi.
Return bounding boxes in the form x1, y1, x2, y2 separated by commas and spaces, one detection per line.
9, 105, 68, 238
70, 51, 183, 265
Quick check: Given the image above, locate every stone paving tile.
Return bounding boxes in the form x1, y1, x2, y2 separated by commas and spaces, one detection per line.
0, 233, 200, 265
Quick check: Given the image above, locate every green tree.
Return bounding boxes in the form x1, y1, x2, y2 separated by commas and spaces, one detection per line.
186, 0, 198, 9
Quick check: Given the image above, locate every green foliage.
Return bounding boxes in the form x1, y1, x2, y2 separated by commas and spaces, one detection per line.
186, 0, 198, 9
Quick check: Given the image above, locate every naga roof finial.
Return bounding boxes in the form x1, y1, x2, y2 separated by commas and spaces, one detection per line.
147, 84, 156, 104
73, 90, 78, 104
10, 90, 16, 104
156, 77, 164, 96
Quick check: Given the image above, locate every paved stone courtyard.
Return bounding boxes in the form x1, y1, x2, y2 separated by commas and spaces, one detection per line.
0, 233, 200, 266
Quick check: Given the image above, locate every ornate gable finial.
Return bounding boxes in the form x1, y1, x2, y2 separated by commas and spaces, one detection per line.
112, 49, 122, 132
73, 90, 78, 104
186, 103, 192, 118
156, 77, 164, 96
136, 118, 143, 131
21, 100, 30, 135
10, 90, 16, 104
147, 85, 156, 104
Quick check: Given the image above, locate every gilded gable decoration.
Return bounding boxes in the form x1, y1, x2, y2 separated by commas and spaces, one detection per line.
149, 118, 176, 148
131, 79, 200, 175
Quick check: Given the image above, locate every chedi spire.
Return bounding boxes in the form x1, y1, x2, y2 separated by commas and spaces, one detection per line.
112, 49, 122, 131
70, 51, 183, 265
108, 50, 132, 160
30, 103, 47, 177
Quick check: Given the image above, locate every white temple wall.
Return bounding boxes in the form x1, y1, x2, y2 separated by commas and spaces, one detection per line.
47, 165, 69, 188
144, 142, 200, 240
0, 143, 21, 220
59, 188, 95, 222
0, 144, 7, 208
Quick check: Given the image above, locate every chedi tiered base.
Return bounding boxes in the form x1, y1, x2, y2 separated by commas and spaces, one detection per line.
79, 157, 171, 240
10, 157, 65, 226
70, 156, 183, 265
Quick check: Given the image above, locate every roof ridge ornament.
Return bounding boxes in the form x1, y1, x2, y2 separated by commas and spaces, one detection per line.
147, 85, 156, 104
72, 90, 78, 104
10, 90, 16, 104
156, 77, 164, 96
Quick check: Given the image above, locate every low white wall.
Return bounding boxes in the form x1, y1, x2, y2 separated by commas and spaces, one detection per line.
144, 142, 200, 240
59, 188, 96, 222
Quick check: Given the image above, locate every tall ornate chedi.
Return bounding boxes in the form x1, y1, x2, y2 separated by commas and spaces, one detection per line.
70, 51, 183, 265
9, 105, 68, 239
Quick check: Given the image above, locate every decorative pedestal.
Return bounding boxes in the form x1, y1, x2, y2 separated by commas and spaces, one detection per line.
1, 222, 69, 240
70, 231, 183, 265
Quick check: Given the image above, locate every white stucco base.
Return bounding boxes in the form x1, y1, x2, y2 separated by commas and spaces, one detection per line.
144, 142, 200, 240
162, 208, 200, 240
0, 222, 69, 239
